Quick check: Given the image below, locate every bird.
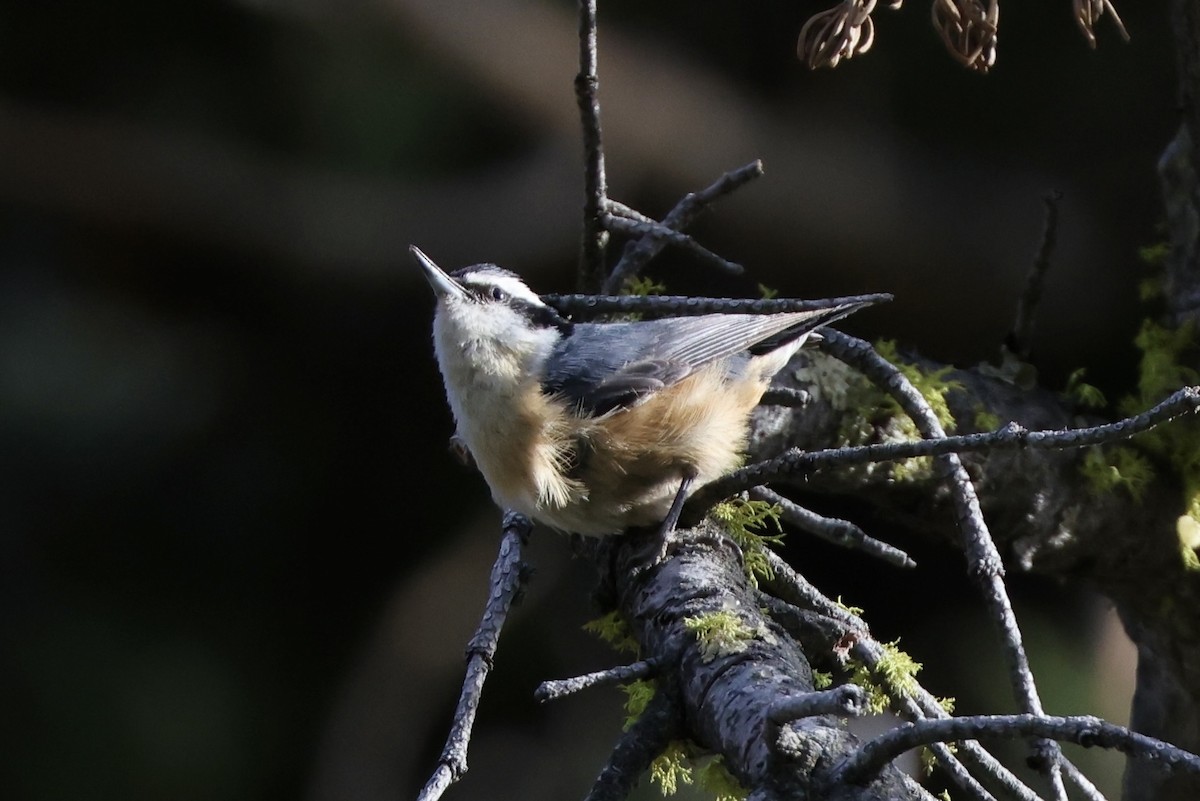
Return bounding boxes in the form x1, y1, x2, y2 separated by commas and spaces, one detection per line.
411, 245, 881, 538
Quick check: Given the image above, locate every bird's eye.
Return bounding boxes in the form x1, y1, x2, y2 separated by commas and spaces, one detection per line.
489, 286, 506, 301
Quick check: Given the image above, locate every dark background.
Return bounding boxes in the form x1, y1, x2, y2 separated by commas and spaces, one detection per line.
0, 1, 1172, 799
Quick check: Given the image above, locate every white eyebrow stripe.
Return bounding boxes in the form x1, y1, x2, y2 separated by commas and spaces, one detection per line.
461, 272, 546, 306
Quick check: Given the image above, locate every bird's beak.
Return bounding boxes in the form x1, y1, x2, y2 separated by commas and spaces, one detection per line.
410, 245, 469, 301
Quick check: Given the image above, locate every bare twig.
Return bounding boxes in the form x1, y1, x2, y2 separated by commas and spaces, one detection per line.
600, 211, 744, 276
854, 639, 1043, 801
834, 714, 1200, 787
1061, 758, 1108, 801
416, 513, 533, 801
759, 572, 1039, 801
535, 658, 660, 703
760, 549, 868, 629
768, 685, 867, 729
750, 486, 916, 569
542, 291, 893, 319
1010, 191, 1062, 360
576, 0, 609, 291
923, 744, 1002, 801
603, 160, 765, 293
817, 331, 1069, 800
691, 385, 1200, 507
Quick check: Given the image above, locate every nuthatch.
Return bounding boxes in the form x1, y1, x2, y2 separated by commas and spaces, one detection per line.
411, 245, 879, 537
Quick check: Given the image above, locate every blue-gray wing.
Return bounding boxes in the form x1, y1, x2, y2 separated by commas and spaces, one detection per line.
541, 307, 860, 415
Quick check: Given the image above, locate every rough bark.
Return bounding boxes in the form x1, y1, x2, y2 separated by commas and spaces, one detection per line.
606, 526, 918, 800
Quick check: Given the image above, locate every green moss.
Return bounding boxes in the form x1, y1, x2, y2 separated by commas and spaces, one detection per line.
1138, 241, 1170, 267
1136, 237, 1167, 300
873, 639, 921, 699
1080, 446, 1154, 501
614, 276, 667, 321
583, 610, 640, 655
757, 283, 779, 300
620, 678, 657, 730
973, 408, 1002, 431
1115, 317, 1200, 556
1178, 514, 1200, 573
683, 610, 758, 663
709, 498, 784, 585
1182, 543, 1200, 572
920, 742, 959, 781
873, 339, 962, 430
920, 747, 939, 777
650, 741, 693, 794
1139, 276, 1164, 302
622, 275, 667, 296
845, 639, 922, 715
835, 339, 964, 482
644, 744, 748, 801
1130, 320, 1199, 408
835, 596, 865, 617
696, 756, 747, 801
812, 670, 833, 689
1064, 368, 1107, 409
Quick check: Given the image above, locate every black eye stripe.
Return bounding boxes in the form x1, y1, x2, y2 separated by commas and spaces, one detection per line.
456, 277, 574, 334
459, 281, 509, 303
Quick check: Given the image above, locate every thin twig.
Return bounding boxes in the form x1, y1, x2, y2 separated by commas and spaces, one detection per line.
603, 199, 658, 224
924, 743, 1001, 801
769, 685, 868, 723
576, 0, 608, 291
690, 385, 1200, 508
835, 714, 1200, 787
542, 291, 893, 319
765, 687, 867, 751
899, 774, 948, 801
535, 658, 660, 703
817, 331, 1069, 800
751, 486, 916, 569
1061, 757, 1108, 801
416, 513, 533, 801
600, 211, 744, 276
760, 549, 867, 629
759, 579, 1037, 801
603, 160, 765, 293
757, 592, 863, 663
1010, 191, 1062, 360
853, 640, 1043, 801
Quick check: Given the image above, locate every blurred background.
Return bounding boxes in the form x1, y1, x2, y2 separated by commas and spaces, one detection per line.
0, 1, 1174, 799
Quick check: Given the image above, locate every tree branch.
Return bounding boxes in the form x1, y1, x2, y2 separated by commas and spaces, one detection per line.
834, 714, 1200, 788
690, 385, 1200, 509
1009, 190, 1062, 360
535, 658, 660, 704
602, 160, 764, 294
416, 513, 532, 801
609, 525, 922, 800
576, 0, 609, 291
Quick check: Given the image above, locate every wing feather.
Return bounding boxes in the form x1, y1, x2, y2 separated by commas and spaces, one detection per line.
541, 304, 868, 415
